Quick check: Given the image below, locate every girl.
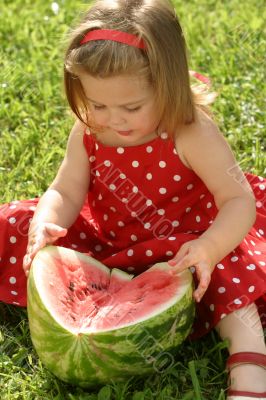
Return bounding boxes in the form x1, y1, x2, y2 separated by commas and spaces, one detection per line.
0, 0, 265, 398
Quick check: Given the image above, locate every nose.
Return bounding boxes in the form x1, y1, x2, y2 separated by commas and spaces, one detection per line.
108, 109, 126, 127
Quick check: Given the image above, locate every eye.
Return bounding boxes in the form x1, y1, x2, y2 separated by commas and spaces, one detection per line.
126, 106, 141, 112
93, 104, 105, 110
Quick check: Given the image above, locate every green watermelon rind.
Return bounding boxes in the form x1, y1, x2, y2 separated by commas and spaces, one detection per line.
27, 246, 195, 388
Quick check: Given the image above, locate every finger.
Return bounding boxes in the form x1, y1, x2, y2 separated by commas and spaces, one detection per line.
193, 265, 211, 302
171, 253, 196, 273
168, 244, 189, 266
45, 224, 68, 238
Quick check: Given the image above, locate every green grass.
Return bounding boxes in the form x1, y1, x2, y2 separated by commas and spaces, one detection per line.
0, 0, 265, 398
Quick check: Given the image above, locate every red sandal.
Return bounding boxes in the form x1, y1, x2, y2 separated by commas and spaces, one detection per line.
226, 352, 266, 399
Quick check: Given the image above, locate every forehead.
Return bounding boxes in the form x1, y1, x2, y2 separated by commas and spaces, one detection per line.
78, 73, 153, 105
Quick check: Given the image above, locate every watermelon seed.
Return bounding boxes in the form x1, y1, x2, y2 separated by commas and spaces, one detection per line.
69, 281, 75, 291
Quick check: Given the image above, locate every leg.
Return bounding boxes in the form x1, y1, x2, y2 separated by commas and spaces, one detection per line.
215, 302, 266, 395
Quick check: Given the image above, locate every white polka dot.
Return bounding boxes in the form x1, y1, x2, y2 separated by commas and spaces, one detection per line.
132, 161, 139, 168
117, 147, 124, 154
196, 216, 201, 223
205, 322, 210, 329
10, 236, 17, 244
146, 250, 153, 257
231, 256, 239, 262
144, 223, 151, 229
9, 205, 17, 209
173, 175, 181, 181
234, 298, 242, 305
122, 198, 128, 203
146, 146, 153, 153
210, 304, 215, 311
131, 211, 137, 217
250, 240, 256, 246
187, 184, 194, 190
120, 173, 126, 179
258, 176, 264, 181
131, 234, 137, 241
104, 160, 111, 167
172, 197, 179, 202
172, 220, 179, 227
95, 245, 102, 252
9, 217, 16, 224
98, 194, 103, 200
159, 161, 166, 168
254, 250, 261, 255
10, 257, 17, 264
109, 184, 116, 191
256, 201, 262, 208
218, 287, 226, 293
232, 278, 240, 283
9, 277, 16, 284
259, 261, 265, 266
11, 291, 18, 296
118, 221, 125, 227
200, 194, 205, 199
206, 202, 212, 208
248, 285, 255, 293
258, 229, 264, 235
146, 173, 152, 180
160, 132, 168, 139
146, 199, 152, 206
173, 148, 177, 155
110, 206, 116, 212
127, 249, 134, 256
110, 231, 116, 237
256, 231, 261, 238
246, 264, 256, 270
157, 209, 165, 215
107, 241, 114, 247
95, 170, 100, 176
168, 236, 176, 241
220, 313, 227, 319
103, 214, 108, 221
71, 244, 78, 248
80, 232, 86, 239
159, 187, 167, 194
186, 207, 191, 213
89, 155, 96, 162
127, 266, 135, 272
259, 184, 265, 190
166, 251, 173, 256
95, 143, 99, 150
248, 250, 254, 256
132, 186, 138, 193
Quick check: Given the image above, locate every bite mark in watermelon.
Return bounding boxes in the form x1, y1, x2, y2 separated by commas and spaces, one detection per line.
27, 246, 194, 387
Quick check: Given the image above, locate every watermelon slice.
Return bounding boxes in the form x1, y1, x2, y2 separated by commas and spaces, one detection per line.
27, 246, 194, 387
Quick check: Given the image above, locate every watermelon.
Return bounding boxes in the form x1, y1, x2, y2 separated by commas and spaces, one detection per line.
27, 246, 194, 388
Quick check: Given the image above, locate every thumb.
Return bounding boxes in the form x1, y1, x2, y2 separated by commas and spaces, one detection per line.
45, 223, 68, 237
168, 243, 189, 266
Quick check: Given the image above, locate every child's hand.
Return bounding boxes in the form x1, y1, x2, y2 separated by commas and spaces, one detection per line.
168, 237, 216, 303
23, 222, 67, 277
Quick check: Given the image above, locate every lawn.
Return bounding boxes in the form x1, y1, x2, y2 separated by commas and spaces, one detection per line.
0, 0, 265, 399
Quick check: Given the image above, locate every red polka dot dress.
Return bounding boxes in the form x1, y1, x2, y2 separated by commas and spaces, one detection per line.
0, 130, 265, 339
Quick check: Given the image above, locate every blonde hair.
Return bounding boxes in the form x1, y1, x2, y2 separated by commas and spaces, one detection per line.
64, 0, 217, 136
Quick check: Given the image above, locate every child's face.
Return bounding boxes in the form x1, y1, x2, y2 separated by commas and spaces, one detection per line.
78, 73, 160, 144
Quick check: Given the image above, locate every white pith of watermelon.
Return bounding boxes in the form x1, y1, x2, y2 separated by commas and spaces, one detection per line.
27, 246, 194, 387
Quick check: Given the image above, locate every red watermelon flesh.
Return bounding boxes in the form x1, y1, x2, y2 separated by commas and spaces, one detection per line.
38, 249, 180, 334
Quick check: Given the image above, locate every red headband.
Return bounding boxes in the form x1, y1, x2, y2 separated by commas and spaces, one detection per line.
80, 29, 146, 49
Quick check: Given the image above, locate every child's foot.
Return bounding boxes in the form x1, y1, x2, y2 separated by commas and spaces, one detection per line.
227, 352, 266, 399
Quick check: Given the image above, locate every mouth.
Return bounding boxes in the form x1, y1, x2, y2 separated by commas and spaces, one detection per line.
116, 130, 133, 137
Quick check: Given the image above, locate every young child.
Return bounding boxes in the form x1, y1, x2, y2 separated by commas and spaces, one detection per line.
0, 0, 265, 398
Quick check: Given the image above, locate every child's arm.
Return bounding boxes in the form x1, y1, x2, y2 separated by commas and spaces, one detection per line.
170, 110, 256, 300
23, 119, 90, 274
